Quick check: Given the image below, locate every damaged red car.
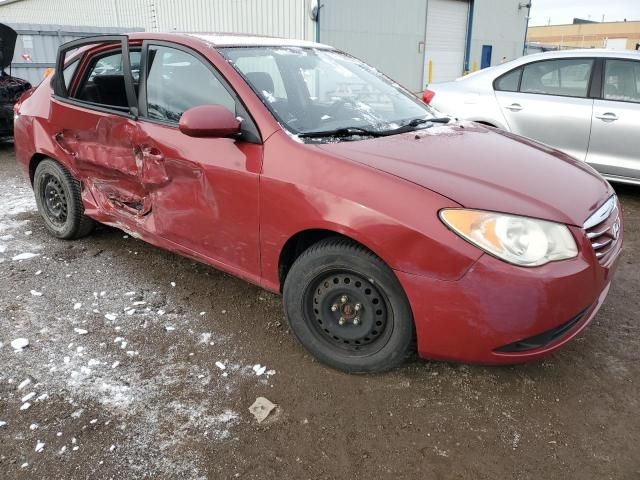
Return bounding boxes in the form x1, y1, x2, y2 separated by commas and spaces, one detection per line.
14, 33, 622, 372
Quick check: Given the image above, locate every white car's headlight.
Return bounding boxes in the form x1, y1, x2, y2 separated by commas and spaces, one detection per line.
439, 209, 578, 267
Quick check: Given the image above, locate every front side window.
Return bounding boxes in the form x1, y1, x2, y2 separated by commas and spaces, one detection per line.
520, 58, 593, 98
603, 59, 640, 103
145, 45, 235, 123
220, 47, 437, 138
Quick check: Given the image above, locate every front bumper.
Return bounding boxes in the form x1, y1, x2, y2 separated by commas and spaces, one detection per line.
397, 225, 621, 364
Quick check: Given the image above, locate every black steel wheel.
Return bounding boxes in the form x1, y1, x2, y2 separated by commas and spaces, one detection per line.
33, 158, 95, 239
284, 237, 415, 373
306, 270, 392, 354
40, 173, 68, 226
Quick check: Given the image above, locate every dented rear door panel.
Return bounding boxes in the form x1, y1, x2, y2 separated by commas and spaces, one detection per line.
48, 99, 152, 221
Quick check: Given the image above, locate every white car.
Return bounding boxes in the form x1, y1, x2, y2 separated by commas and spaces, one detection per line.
425, 49, 640, 185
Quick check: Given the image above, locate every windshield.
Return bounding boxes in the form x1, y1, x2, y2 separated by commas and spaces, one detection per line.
220, 46, 441, 141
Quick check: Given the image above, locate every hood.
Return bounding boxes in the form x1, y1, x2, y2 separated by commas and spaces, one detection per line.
316, 122, 613, 227
0, 23, 17, 71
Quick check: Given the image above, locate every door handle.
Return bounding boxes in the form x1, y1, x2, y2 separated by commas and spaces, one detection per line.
595, 112, 618, 122
505, 103, 523, 112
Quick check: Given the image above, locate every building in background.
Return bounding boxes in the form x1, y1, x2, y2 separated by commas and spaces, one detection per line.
528, 19, 640, 51
0, 0, 528, 90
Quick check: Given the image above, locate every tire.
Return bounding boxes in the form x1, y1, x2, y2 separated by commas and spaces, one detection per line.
33, 158, 95, 239
283, 237, 415, 373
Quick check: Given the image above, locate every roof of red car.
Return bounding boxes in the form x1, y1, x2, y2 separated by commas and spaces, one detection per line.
127, 31, 333, 49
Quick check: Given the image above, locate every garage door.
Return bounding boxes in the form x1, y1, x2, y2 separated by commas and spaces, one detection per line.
424, 0, 469, 84
319, 0, 428, 92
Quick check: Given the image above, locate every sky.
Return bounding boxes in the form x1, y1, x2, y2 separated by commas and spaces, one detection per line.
529, 0, 640, 26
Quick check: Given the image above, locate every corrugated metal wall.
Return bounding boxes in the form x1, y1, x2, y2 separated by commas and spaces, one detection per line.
0, 0, 314, 39
319, 0, 429, 91
7, 23, 140, 85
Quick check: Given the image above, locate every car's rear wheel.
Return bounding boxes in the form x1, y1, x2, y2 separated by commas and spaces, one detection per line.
33, 159, 95, 239
283, 237, 415, 373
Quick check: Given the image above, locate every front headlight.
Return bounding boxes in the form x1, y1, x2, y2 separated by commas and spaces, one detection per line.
439, 209, 578, 267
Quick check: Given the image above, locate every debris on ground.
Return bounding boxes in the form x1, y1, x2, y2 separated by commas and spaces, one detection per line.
249, 397, 277, 424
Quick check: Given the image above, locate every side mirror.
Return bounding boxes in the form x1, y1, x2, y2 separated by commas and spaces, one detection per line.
179, 105, 241, 138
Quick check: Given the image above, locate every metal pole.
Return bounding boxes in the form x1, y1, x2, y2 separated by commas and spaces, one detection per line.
522, 2, 531, 56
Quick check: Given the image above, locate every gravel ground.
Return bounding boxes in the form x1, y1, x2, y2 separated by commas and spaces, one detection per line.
1, 142, 639, 480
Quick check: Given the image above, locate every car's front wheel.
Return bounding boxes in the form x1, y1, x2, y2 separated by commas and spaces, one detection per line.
33, 158, 95, 239
283, 237, 415, 373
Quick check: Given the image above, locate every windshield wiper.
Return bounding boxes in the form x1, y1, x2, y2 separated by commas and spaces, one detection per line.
297, 126, 383, 139
412, 116, 452, 125
377, 116, 452, 136
297, 117, 452, 140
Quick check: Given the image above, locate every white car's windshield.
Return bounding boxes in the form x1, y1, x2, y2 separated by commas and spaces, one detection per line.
220, 46, 445, 141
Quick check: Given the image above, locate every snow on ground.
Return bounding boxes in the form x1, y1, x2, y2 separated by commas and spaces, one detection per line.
0, 172, 276, 478
0, 183, 40, 265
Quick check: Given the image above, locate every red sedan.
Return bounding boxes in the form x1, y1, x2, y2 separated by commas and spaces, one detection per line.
14, 33, 622, 372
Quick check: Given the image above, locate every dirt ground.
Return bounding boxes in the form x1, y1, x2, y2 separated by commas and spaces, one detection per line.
0, 142, 638, 480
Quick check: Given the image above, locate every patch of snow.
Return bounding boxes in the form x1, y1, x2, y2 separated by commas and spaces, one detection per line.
22, 392, 36, 402
74, 328, 89, 335
12, 338, 29, 351
17, 378, 31, 390
12, 252, 39, 261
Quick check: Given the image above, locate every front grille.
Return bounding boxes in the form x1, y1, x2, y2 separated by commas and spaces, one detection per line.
583, 196, 620, 264
495, 307, 590, 353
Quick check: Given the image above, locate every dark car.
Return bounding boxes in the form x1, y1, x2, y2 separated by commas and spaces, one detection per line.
0, 23, 31, 138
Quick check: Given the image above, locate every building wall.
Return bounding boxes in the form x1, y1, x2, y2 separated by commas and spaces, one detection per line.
528, 21, 640, 50
7, 23, 139, 85
0, 0, 314, 40
1, 0, 527, 86
468, 0, 529, 70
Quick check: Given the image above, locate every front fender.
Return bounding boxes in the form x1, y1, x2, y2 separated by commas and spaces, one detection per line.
259, 132, 483, 291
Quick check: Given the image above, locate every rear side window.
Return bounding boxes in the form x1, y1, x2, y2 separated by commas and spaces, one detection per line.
145, 45, 235, 123
494, 67, 522, 92
72, 50, 140, 109
520, 59, 593, 98
603, 59, 640, 103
